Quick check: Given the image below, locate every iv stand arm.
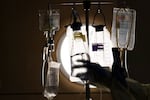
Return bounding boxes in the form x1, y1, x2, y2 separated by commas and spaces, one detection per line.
58, 1, 113, 6
83, 0, 90, 46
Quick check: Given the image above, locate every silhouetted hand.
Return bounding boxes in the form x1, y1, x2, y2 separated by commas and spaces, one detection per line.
72, 60, 112, 87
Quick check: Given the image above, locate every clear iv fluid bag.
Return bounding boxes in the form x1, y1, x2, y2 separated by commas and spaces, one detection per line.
50, 9, 60, 31
111, 8, 136, 50
39, 9, 60, 32
71, 32, 89, 77
39, 10, 50, 31
67, 26, 89, 78
44, 61, 60, 100
89, 26, 113, 68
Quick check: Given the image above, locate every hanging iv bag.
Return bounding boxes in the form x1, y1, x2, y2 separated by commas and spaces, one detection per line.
89, 25, 113, 69
66, 25, 89, 82
44, 61, 60, 100
49, 9, 60, 31
39, 10, 50, 31
39, 9, 60, 32
111, 8, 136, 50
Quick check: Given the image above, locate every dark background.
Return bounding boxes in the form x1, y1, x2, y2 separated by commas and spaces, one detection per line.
0, 0, 149, 100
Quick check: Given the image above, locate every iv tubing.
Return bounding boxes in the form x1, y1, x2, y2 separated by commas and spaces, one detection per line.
42, 60, 46, 87
42, 47, 46, 87
125, 49, 129, 77
120, 49, 129, 77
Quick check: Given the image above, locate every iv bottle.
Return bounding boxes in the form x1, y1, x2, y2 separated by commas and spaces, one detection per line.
70, 27, 90, 79
89, 26, 113, 68
44, 61, 60, 100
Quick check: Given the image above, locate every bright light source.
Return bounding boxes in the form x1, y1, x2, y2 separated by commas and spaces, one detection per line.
56, 25, 113, 84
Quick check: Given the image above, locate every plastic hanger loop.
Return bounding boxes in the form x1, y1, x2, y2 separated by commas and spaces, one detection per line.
92, 2, 106, 26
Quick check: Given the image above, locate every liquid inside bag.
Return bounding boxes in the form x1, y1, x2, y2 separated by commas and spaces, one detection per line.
111, 8, 136, 50
39, 9, 60, 32
44, 61, 60, 100
50, 9, 60, 31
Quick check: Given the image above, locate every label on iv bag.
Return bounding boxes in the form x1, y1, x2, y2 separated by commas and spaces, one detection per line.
73, 32, 86, 42
92, 43, 104, 51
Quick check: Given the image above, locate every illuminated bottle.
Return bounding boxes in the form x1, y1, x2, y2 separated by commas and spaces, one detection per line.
89, 25, 113, 69
70, 26, 90, 80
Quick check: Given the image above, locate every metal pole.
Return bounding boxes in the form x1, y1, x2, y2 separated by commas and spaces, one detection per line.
83, 1, 91, 100
83, 0, 90, 46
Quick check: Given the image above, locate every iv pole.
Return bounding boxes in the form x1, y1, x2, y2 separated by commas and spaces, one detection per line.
83, 0, 91, 100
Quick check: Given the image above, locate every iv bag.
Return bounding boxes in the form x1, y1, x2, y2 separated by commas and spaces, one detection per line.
39, 9, 60, 32
39, 10, 50, 31
50, 9, 60, 31
44, 61, 60, 100
66, 25, 89, 82
89, 26, 113, 69
111, 8, 136, 50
